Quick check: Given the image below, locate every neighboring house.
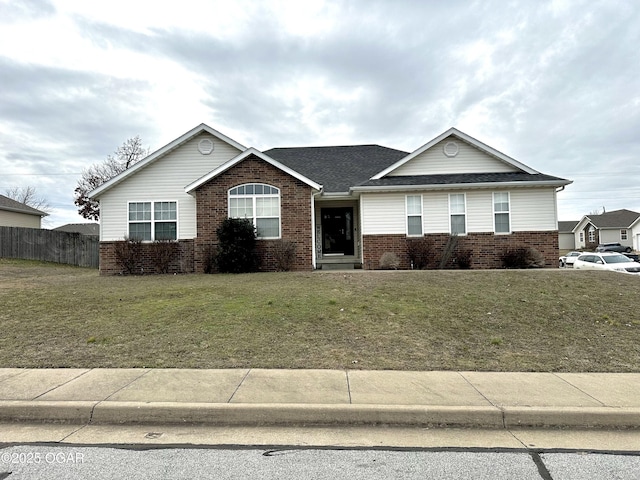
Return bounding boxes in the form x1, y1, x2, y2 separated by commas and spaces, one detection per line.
573, 209, 640, 251
89, 124, 571, 274
558, 220, 579, 250
0, 194, 48, 228
53, 223, 100, 236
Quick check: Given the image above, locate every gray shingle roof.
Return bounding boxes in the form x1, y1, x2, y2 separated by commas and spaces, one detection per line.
0, 194, 47, 216
558, 220, 579, 232
355, 172, 569, 188
588, 209, 640, 229
264, 145, 408, 193
53, 223, 100, 235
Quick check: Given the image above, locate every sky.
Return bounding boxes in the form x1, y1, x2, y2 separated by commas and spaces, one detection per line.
1, 0, 639, 228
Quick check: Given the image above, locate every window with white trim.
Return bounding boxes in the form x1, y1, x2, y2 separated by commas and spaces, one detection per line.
229, 183, 280, 239
580, 232, 584, 243
406, 195, 423, 236
493, 192, 510, 234
449, 193, 466, 235
621, 229, 628, 240
588, 226, 595, 243
128, 201, 177, 241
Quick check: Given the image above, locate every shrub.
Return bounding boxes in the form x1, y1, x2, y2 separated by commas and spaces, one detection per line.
113, 236, 143, 274
455, 249, 473, 269
272, 239, 297, 271
501, 246, 545, 269
215, 218, 258, 273
379, 252, 400, 269
406, 237, 433, 269
149, 239, 177, 274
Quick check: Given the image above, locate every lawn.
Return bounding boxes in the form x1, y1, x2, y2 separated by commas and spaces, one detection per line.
0, 258, 638, 372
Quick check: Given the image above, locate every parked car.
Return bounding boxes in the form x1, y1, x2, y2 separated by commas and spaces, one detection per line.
573, 252, 640, 274
595, 242, 632, 253
559, 251, 582, 267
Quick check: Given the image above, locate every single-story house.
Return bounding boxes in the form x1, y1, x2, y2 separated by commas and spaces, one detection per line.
0, 194, 48, 228
558, 220, 579, 250
573, 209, 640, 250
90, 124, 571, 274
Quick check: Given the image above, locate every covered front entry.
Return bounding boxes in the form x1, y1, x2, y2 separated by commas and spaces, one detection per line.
321, 207, 354, 255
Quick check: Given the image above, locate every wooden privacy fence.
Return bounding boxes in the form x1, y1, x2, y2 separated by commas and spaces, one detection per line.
0, 226, 99, 268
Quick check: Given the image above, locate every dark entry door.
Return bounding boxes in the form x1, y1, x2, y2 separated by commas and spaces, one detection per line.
321, 207, 354, 255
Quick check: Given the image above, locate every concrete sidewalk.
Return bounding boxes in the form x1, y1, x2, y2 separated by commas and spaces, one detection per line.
0, 369, 639, 429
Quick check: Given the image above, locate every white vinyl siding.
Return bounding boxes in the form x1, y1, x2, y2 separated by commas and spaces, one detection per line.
98, 133, 242, 241
362, 188, 558, 236
389, 138, 519, 176
361, 193, 406, 235
509, 189, 558, 231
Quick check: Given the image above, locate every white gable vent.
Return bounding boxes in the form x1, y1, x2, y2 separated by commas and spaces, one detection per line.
198, 138, 214, 155
444, 141, 459, 157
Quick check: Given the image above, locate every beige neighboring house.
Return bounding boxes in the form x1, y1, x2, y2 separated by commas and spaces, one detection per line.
558, 220, 579, 250
0, 194, 48, 228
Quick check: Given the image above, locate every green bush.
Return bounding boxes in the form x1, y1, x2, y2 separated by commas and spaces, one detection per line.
215, 218, 258, 273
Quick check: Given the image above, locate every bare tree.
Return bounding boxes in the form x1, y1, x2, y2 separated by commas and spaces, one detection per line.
74, 136, 149, 221
4, 186, 52, 213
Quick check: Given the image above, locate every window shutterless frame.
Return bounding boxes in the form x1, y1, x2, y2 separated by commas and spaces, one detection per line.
406, 194, 423, 236
493, 192, 510, 234
127, 201, 178, 241
228, 183, 281, 239
449, 193, 466, 235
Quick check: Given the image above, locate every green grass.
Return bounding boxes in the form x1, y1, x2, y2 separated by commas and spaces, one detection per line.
1, 258, 638, 371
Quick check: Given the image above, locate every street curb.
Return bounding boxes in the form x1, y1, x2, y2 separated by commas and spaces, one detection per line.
1, 401, 640, 429
503, 406, 640, 429
89, 403, 504, 428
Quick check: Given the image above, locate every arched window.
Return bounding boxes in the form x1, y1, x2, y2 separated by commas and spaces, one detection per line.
228, 184, 280, 238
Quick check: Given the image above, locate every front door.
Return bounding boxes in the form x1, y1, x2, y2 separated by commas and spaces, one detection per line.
321, 207, 354, 255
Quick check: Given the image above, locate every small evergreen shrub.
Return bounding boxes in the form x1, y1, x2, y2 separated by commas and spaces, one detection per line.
215, 218, 258, 273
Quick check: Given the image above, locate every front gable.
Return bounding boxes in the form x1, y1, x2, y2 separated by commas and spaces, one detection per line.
372, 128, 538, 180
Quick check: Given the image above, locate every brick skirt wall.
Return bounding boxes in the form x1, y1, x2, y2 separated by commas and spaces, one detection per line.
99, 239, 195, 275
363, 231, 559, 269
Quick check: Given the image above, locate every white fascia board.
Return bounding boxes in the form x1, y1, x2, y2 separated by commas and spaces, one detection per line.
572, 216, 593, 233
184, 148, 322, 194
351, 180, 569, 193
89, 123, 247, 199
371, 127, 539, 180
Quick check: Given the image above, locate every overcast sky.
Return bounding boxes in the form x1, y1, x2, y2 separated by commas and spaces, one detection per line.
1, 0, 638, 228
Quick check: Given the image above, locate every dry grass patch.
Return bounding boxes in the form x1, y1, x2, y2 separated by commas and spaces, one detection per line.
0, 258, 638, 371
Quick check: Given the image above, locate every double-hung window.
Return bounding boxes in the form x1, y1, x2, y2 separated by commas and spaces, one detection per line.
229, 183, 280, 239
588, 226, 595, 243
128, 201, 177, 241
493, 192, 510, 234
406, 195, 423, 236
621, 229, 628, 240
449, 193, 466, 235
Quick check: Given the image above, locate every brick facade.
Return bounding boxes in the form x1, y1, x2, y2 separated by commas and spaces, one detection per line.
363, 231, 559, 269
193, 155, 314, 273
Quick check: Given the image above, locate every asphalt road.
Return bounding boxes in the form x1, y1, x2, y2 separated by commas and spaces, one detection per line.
1, 445, 639, 479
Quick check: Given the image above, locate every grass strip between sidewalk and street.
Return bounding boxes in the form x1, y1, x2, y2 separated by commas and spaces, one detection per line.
0, 258, 638, 371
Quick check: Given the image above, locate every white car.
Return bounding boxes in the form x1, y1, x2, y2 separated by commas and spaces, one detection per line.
573, 252, 640, 274
559, 251, 582, 267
